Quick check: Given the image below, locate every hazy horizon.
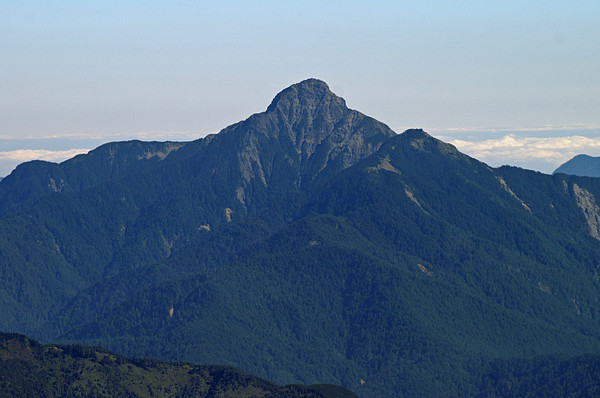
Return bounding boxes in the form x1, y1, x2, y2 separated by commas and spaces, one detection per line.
2, 1, 599, 176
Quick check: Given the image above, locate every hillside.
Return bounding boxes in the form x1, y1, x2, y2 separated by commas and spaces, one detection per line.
2, 80, 600, 396
0, 333, 357, 398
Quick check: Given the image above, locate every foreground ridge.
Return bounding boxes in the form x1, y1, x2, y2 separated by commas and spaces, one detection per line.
0, 332, 357, 398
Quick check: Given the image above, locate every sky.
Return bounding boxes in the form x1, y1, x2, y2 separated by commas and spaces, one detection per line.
1, 1, 599, 176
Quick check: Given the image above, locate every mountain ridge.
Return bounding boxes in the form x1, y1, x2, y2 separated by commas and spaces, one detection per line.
0, 140, 197, 215
0, 332, 358, 398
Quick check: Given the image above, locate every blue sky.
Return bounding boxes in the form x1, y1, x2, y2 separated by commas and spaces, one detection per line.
1, 1, 599, 175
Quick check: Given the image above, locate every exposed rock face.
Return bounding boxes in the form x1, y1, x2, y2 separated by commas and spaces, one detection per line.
215, 79, 396, 193
573, 183, 600, 239
497, 176, 531, 211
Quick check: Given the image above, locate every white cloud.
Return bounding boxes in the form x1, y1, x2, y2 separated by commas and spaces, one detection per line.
0, 148, 90, 163
445, 134, 600, 174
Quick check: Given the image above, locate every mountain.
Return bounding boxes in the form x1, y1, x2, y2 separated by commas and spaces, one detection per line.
554, 154, 600, 177
3, 79, 600, 396
0, 79, 393, 217
0, 333, 357, 398
0, 79, 394, 334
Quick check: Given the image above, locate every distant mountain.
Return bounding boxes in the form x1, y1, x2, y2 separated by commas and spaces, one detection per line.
0, 333, 357, 398
3, 79, 600, 396
554, 154, 600, 177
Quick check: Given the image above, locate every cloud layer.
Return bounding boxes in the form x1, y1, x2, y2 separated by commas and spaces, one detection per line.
0, 148, 90, 163
445, 134, 600, 174
0, 148, 91, 177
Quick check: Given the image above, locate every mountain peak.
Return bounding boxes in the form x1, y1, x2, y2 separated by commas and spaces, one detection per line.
554, 154, 600, 177
211, 79, 395, 194
266, 78, 346, 115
